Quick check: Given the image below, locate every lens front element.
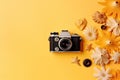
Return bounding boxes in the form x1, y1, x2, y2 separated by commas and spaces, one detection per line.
58, 38, 72, 51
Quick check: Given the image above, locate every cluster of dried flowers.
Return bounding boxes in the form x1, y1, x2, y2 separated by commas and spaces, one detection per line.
75, 0, 120, 80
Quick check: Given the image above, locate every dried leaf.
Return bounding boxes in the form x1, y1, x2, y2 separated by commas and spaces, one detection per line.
86, 44, 93, 51
75, 18, 87, 31
71, 56, 81, 66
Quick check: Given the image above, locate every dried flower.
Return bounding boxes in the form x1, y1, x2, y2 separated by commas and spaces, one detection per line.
86, 44, 93, 51
106, 17, 119, 31
112, 24, 120, 36
84, 27, 97, 41
91, 47, 110, 66
106, 17, 120, 36
95, 30, 120, 53
99, 0, 120, 18
71, 56, 81, 66
111, 51, 120, 63
75, 18, 87, 31
94, 67, 112, 80
112, 70, 120, 80
92, 11, 107, 24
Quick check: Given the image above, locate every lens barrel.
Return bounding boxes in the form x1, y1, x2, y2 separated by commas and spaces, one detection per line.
58, 38, 72, 51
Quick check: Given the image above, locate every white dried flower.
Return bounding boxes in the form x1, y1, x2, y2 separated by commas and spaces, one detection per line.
84, 27, 97, 41
112, 26, 120, 36
91, 47, 110, 66
94, 67, 112, 80
111, 51, 120, 63
106, 17, 120, 36
106, 17, 118, 31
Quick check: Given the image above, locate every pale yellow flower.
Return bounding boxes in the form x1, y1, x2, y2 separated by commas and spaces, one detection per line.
111, 51, 120, 63
91, 47, 110, 66
84, 27, 97, 41
94, 67, 112, 80
106, 17, 120, 36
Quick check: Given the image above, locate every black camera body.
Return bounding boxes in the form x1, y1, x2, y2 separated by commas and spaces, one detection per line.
49, 30, 82, 52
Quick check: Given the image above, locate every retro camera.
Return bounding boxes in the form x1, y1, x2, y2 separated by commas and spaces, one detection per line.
48, 30, 82, 52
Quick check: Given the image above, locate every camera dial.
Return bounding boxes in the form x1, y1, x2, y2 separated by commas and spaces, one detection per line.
54, 37, 59, 42
55, 47, 59, 51
59, 30, 71, 38
50, 32, 59, 35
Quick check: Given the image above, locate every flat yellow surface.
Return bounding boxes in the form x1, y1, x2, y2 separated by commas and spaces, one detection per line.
0, 0, 120, 80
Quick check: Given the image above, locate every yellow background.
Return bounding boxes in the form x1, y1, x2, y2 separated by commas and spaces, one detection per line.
0, 0, 119, 80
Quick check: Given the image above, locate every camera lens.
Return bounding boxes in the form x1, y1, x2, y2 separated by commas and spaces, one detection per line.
58, 38, 72, 51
